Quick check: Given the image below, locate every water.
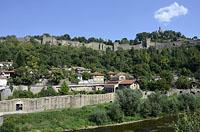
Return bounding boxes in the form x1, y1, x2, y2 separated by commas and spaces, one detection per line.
73, 116, 176, 132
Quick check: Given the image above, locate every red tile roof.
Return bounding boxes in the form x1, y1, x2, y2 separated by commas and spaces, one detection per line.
119, 80, 135, 85
106, 81, 119, 84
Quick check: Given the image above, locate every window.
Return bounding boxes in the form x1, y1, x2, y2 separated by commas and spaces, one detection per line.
16, 104, 23, 111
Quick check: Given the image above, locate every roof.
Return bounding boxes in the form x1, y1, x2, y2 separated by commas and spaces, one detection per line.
106, 81, 119, 84
108, 71, 117, 75
91, 72, 104, 76
0, 70, 15, 73
119, 80, 135, 85
0, 61, 13, 65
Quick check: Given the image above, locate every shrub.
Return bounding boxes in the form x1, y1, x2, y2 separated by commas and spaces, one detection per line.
107, 103, 124, 123
177, 93, 197, 112
175, 76, 191, 89
89, 110, 110, 125
162, 96, 179, 114
58, 81, 69, 95
116, 89, 142, 116
173, 113, 200, 132
138, 99, 151, 117
147, 92, 163, 117
9, 89, 34, 99
37, 86, 58, 97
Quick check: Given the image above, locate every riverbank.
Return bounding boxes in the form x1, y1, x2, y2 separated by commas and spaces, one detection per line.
0, 103, 153, 132
65, 116, 161, 132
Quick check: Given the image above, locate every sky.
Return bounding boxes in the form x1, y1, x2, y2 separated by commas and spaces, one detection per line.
0, 0, 199, 40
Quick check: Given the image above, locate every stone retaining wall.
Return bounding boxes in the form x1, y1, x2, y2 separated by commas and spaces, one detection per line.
0, 93, 114, 114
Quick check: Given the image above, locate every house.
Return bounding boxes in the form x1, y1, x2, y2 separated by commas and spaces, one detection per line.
0, 70, 14, 78
104, 81, 119, 93
109, 72, 134, 81
0, 77, 7, 87
73, 67, 92, 81
104, 79, 140, 93
73, 67, 91, 74
118, 80, 140, 90
0, 61, 13, 70
0, 77, 11, 100
91, 72, 104, 84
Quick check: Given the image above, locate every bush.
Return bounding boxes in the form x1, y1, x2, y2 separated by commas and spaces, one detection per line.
89, 110, 110, 125
0, 118, 20, 132
37, 86, 58, 97
147, 92, 163, 117
138, 99, 151, 117
161, 96, 179, 114
58, 81, 69, 95
175, 76, 191, 89
9, 90, 34, 99
107, 103, 124, 123
173, 113, 200, 132
177, 93, 197, 112
117, 89, 142, 116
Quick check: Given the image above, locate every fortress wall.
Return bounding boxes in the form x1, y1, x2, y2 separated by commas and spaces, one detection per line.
0, 93, 114, 114
117, 44, 133, 50
85, 42, 101, 50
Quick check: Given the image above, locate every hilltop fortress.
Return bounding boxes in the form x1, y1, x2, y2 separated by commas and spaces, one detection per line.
20, 36, 200, 52
21, 35, 185, 51
3, 28, 200, 51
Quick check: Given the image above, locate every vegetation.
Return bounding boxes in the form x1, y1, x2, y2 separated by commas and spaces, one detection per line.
1, 36, 200, 90
2, 89, 200, 131
173, 113, 200, 132
58, 81, 69, 95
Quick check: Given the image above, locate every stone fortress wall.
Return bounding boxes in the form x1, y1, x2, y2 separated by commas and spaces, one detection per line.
0, 93, 114, 114
19, 35, 200, 51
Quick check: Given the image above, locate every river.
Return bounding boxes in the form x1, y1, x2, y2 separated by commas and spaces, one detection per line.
72, 116, 176, 132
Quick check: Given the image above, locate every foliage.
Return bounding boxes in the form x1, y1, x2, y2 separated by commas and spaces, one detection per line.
173, 113, 200, 132
175, 76, 191, 89
9, 89, 34, 99
37, 86, 58, 97
2, 89, 200, 131
89, 109, 110, 125
82, 72, 91, 80
116, 89, 142, 116
58, 81, 69, 95
177, 93, 197, 112
1, 38, 200, 88
107, 103, 124, 123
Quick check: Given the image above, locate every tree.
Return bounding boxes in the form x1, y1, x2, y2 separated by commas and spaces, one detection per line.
147, 92, 163, 116
156, 79, 171, 91
49, 69, 65, 85
89, 110, 110, 125
9, 90, 34, 99
173, 113, 200, 132
175, 76, 191, 89
107, 103, 124, 123
37, 86, 58, 97
58, 81, 69, 95
177, 93, 197, 112
160, 70, 173, 84
116, 89, 142, 116
82, 72, 91, 80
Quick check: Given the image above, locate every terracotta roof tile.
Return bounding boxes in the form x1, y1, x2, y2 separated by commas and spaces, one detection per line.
119, 80, 135, 85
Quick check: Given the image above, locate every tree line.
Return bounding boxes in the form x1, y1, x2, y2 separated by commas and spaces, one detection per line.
1, 37, 200, 90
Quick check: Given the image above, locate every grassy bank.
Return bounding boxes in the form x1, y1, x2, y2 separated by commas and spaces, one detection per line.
1, 89, 200, 132
0, 103, 143, 132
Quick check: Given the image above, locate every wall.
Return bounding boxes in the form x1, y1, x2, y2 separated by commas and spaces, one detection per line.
0, 78, 7, 87
0, 88, 12, 100
0, 93, 114, 114
0, 115, 3, 126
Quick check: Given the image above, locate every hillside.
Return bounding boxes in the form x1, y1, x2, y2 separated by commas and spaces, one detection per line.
1, 34, 200, 91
